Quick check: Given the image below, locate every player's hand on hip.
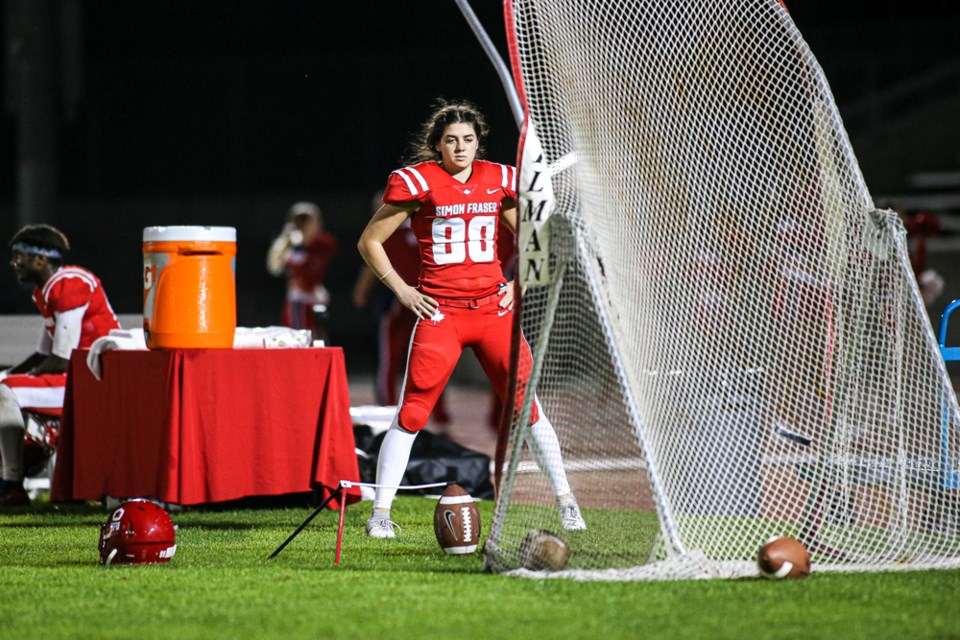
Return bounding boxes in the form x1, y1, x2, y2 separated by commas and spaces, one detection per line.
398, 285, 438, 320
499, 281, 516, 311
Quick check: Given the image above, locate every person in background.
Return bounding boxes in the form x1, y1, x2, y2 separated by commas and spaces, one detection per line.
267, 202, 339, 341
880, 200, 945, 307
486, 225, 516, 431
1, 224, 120, 506
352, 205, 453, 428
357, 99, 586, 538
902, 208, 945, 306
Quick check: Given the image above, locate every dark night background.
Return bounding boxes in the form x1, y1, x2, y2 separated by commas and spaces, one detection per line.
2, 1, 959, 375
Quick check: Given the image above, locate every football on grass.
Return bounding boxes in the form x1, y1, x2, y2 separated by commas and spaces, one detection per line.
519, 529, 570, 571
433, 484, 481, 555
757, 536, 810, 579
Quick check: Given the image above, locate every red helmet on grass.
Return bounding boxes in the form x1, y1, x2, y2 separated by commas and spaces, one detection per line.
99, 499, 177, 566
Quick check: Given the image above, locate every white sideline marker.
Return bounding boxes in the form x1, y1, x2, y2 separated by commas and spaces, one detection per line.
339, 480, 449, 490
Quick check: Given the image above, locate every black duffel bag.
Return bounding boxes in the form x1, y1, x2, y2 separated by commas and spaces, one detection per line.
354, 425, 493, 500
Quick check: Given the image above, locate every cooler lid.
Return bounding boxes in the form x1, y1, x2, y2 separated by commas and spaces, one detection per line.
143, 226, 236, 242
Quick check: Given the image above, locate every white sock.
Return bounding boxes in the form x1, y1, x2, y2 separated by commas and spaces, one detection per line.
0, 424, 25, 482
525, 400, 571, 498
373, 417, 418, 512
0, 385, 27, 482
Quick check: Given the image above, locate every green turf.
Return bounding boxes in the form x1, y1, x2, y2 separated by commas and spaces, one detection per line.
2, 497, 959, 640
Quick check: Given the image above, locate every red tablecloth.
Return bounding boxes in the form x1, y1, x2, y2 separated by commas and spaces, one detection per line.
52, 348, 361, 508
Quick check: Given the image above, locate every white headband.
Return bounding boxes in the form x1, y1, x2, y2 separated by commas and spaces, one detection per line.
11, 242, 63, 260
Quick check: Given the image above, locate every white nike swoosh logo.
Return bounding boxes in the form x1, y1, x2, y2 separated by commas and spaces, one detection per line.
486, 188, 500, 194
498, 309, 510, 316
443, 510, 457, 536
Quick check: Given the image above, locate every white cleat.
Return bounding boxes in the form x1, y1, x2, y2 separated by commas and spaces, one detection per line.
365, 512, 402, 539
558, 499, 587, 531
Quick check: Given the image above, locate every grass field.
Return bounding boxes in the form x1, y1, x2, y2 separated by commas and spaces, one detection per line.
2, 496, 960, 640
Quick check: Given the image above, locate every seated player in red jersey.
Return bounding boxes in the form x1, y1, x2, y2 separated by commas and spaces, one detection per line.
357, 99, 586, 538
1, 224, 120, 506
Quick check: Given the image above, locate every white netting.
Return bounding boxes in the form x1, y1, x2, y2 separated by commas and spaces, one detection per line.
484, 0, 960, 579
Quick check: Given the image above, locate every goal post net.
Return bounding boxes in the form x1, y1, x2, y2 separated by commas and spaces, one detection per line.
484, 0, 960, 579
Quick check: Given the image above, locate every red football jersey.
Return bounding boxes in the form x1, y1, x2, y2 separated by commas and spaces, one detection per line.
383, 159, 517, 298
33, 266, 120, 351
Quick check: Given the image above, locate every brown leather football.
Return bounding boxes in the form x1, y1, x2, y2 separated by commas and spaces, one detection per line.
757, 536, 811, 579
519, 529, 570, 571
433, 484, 481, 555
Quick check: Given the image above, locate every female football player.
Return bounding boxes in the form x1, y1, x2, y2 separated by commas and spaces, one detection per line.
357, 99, 585, 538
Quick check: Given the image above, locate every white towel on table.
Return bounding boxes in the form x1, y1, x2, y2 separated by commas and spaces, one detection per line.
86, 326, 314, 380
86, 329, 148, 380
232, 326, 313, 349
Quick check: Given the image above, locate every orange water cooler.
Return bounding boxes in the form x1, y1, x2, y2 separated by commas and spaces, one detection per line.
143, 225, 237, 349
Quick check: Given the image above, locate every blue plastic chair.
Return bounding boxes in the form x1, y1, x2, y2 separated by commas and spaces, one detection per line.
936, 299, 960, 489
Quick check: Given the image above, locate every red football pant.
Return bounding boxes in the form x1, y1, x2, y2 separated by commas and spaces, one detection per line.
397, 298, 537, 432
376, 300, 451, 424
